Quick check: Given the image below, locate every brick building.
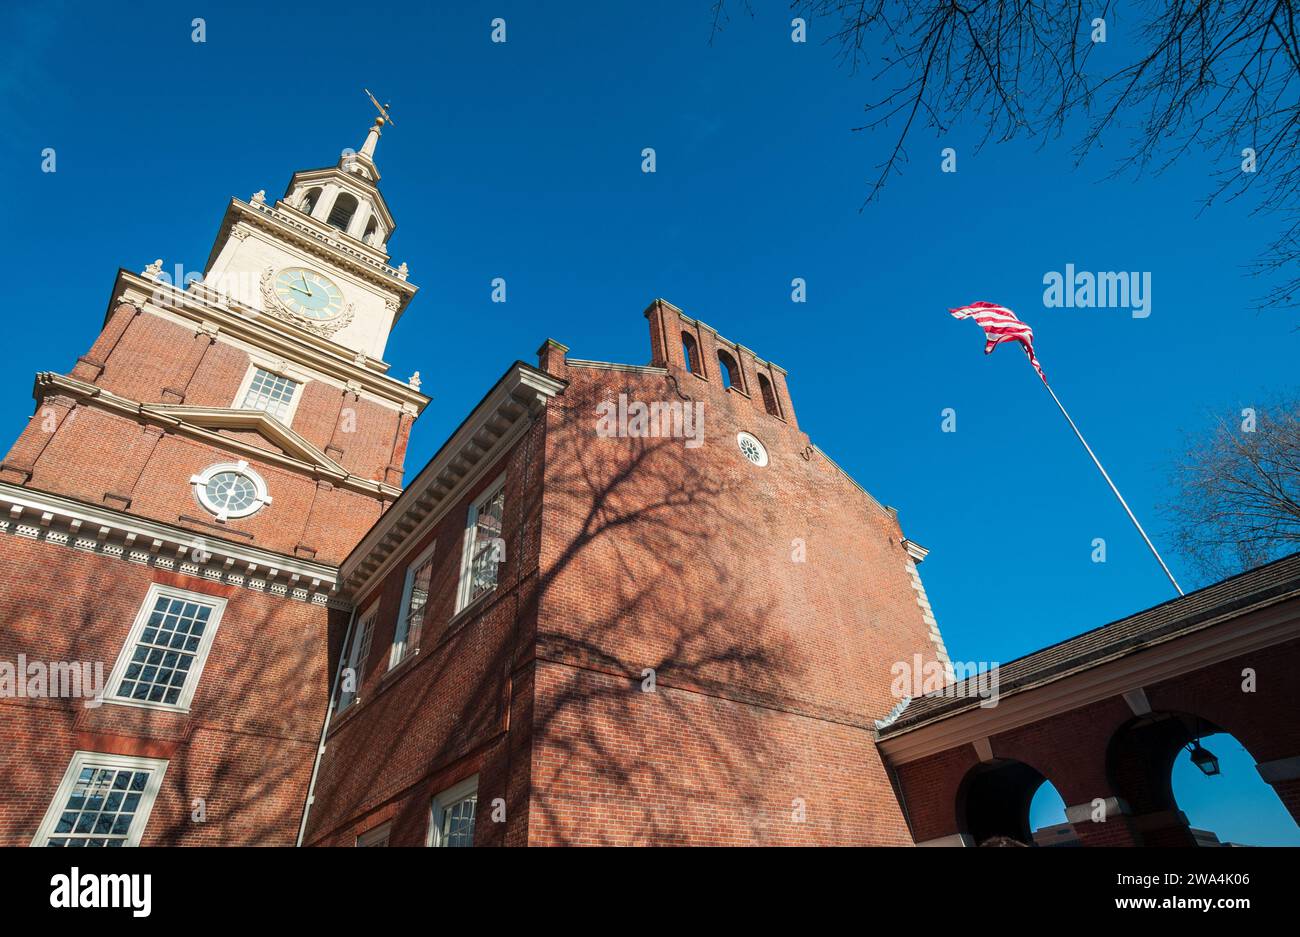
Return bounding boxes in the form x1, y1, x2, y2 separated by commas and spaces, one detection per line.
300, 300, 952, 846
0, 114, 427, 846
8, 111, 1287, 848
0, 114, 951, 847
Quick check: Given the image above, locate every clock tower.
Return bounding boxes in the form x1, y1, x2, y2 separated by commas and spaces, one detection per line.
204, 112, 413, 362
0, 107, 428, 847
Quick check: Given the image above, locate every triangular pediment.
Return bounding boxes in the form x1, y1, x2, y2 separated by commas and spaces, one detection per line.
147, 405, 346, 474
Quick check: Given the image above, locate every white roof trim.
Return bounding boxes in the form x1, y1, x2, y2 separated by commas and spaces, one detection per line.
109, 270, 427, 412
339, 362, 565, 598
0, 481, 339, 603
565, 359, 669, 374
876, 599, 1300, 764
36, 372, 398, 499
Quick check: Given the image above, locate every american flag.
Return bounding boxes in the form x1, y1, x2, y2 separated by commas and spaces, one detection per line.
949, 301, 1047, 383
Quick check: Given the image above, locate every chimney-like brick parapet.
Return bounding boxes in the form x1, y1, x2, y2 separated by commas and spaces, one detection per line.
536, 338, 569, 377
644, 297, 796, 427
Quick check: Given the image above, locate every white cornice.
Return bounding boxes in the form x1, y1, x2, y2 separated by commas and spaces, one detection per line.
149, 404, 346, 474
875, 597, 1300, 765
109, 270, 428, 415
209, 199, 415, 322
338, 363, 566, 599
901, 538, 930, 563
0, 482, 339, 604
565, 359, 669, 375
36, 373, 401, 500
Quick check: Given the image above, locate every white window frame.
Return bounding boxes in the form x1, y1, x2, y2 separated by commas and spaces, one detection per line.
104, 584, 227, 714
455, 474, 507, 614
232, 360, 307, 427
189, 460, 273, 521
426, 775, 478, 847
336, 601, 378, 714
356, 820, 392, 847
737, 431, 769, 467
31, 751, 168, 847
390, 541, 436, 670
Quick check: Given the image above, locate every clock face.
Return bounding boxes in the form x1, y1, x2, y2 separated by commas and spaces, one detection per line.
273, 267, 345, 320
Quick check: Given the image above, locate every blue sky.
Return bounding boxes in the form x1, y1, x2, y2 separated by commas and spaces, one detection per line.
2, 1, 1295, 844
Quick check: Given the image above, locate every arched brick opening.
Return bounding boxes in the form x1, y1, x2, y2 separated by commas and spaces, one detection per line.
681, 331, 701, 375
1107, 711, 1296, 846
756, 373, 780, 417
958, 758, 1058, 846
716, 349, 740, 389
1107, 712, 1209, 846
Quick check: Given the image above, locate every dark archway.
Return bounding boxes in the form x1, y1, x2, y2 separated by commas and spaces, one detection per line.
959, 759, 1057, 846
328, 192, 359, 232
756, 373, 780, 417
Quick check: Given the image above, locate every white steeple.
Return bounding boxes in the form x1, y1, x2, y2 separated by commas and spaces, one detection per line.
199, 96, 416, 362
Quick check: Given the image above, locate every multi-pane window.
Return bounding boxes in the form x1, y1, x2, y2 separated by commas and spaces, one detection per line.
336, 605, 377, 713
391, 546, 434, 669
115, 597, 211, 706
106, 586, 226, 712
429, 777, 477, 847
457, 481, 506, 612
240, 368, 299, 422
33, 752, 166, 848
356, 822, 391, 847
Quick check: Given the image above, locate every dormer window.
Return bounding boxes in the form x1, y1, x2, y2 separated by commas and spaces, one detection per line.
328, 193, 359, 232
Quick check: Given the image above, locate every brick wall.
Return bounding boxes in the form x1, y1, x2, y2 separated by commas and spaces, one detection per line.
302, 419, 546, 847
0, 534, 337, 845
0, 304, 405, 565
524, 302, 939, 844
304, 304, 942, 846
68, 304, 409, 483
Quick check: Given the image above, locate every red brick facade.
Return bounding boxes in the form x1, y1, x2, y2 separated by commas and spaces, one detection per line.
302, 300, 946, 846
1, 299, 415, 565
0, 534, 343, 845
0, 140, 426, 845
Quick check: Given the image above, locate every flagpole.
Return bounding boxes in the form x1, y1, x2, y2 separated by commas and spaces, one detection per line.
1040, 380, 1184, 596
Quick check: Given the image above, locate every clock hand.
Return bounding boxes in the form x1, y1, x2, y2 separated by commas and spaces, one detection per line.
299, 275, 312, 297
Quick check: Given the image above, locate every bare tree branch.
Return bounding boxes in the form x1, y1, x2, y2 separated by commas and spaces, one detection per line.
1162, 396, 1300, 580
709, 1, 1300, 310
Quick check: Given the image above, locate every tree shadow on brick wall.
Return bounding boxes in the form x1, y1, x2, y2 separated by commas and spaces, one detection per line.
0, 552, 328, 846
526, 410, 808, 844
306, 393, 818, 844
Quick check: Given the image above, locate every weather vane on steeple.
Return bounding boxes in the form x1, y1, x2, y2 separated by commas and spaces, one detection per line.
357, 89, 394, 163
364, 89, 396, 128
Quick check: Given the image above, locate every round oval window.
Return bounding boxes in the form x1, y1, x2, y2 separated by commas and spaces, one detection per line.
204, 472, 259, 515
191, 461, 271, 521
737, 432, 768, 467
